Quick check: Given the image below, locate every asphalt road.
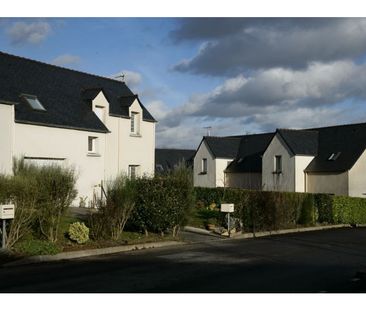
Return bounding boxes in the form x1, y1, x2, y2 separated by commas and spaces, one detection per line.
1, 228, 366, 293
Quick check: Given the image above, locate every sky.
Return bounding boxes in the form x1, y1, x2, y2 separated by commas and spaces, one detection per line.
1, 17, 366, 149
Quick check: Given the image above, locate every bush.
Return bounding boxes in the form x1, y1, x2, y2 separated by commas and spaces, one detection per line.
14, 239, 61, 256
333, 196, 366, 225
7, 158, 77, 244
68, 222, 89, 244
130, 165, 194, 237
89, 175, 137, 240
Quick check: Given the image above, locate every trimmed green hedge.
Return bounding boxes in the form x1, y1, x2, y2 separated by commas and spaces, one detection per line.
194, 187, 366, 232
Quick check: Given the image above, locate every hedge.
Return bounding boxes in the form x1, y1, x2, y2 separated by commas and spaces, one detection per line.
194, 187, 366, 232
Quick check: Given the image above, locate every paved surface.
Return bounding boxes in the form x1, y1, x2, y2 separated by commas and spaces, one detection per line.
1, 228, 366, 293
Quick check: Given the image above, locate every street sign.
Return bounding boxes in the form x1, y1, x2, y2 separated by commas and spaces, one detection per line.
0, 204, 15, 219
220, 203, 234, 213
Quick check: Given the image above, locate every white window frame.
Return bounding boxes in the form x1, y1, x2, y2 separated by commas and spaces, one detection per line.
88, 136, 98, 154
129, 165, 140, 179
130, 111, 140, 135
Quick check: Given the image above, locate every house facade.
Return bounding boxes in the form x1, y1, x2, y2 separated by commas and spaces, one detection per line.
263, 124, 366, 197
0, 52, 156, 206
193, 136, 241, 187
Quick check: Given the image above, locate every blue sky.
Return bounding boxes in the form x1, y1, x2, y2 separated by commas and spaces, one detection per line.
2, 18, 366, 149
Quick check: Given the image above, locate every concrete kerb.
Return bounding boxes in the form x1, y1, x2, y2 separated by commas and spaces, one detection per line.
3, 240, 185, 268
230, 224, 352, 240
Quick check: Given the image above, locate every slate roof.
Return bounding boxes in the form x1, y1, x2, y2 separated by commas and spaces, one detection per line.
0, 51, 156, 133
225, 132, 275, 173
304, 122, 366, 173
277, 129, 318, 156
155, 148, 195, 173
203, 136, 243, 158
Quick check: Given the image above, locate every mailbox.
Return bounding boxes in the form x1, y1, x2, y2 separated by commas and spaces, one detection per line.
0, 204, 15, 219
220, 203, 234, 213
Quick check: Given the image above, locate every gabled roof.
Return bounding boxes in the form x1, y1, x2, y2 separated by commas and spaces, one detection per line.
155, 148, 195, 173
277, 129, 318, 156
203, 136, 243, 158
305, 122, 366, 173
225, 132, 275, 173
0, 51, 156, 133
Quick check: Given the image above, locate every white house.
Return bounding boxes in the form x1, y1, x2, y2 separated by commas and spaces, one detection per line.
0, 51, 156, 206
194, 136, 242, 187
262, 124, 366, 197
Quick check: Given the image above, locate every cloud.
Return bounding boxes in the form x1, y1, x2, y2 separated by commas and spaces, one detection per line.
112, 70, 142, 90
173, 61, 366, 120
173, 18, 366, 76
155, 60, 366, 148
52, 54, 81, 67
6, 21, 51, 45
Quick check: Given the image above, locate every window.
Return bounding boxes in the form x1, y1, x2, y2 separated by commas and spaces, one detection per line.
130, 112, 139, 134
201, 158, 207, 173
88, 136, 98, 154
274, 155, 282, 173
129, 165, 140, 179
328, 152, 341, 161
94, 106, 105, 122
22, 95, 46, 111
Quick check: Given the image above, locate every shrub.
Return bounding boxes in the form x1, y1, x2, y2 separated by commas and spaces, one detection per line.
333, 196, 366, 225
130, 164, 194, 237
89, 175, 137, 240
13, 158, 77, 243
68, 222, 89, 244
14, 239, 61, 256
195, 187, 321, 233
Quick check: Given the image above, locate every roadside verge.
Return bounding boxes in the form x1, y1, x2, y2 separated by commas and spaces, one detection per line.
3, 240, 185, 268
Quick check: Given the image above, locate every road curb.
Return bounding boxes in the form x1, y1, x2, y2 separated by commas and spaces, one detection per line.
3, 240, 185, 268
183, 226, 222, 237
230, 224, 352, 240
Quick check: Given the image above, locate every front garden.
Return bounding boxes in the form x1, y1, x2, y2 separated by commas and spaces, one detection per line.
2, 159, 366, 259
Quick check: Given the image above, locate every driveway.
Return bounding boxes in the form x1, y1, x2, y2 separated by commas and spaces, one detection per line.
1, 228, 366, 293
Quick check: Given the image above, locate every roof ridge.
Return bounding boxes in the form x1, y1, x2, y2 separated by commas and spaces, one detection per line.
307, 121, 366, 131
0, 50, 128, 86
278, 128, 318, 133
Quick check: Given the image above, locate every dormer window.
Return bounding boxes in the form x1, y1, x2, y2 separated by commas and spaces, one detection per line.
22, 94, 46, 111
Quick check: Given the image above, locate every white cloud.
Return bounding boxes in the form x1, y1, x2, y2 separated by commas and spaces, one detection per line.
112, 70, 142, 90
6, 21, 51, 45
52, 54, 81, 67
155, 60, 366, 148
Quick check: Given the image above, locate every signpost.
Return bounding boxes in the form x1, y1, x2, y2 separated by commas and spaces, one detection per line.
220, 203, 234, 237
0, 204, 15, 249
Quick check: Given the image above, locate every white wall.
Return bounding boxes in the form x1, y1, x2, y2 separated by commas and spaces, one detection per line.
307, 172, 349, 196
0, 104, 14, 175
349, 148, 366, 197
295, 155, 314, 192
194, 141, 216, 187
10, 92, 155, 206
225, 172, 262, 190
104, 97, 155, 181
215, 158, 233, 187
262, 134, 295, 192
14, 123, 106, 205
